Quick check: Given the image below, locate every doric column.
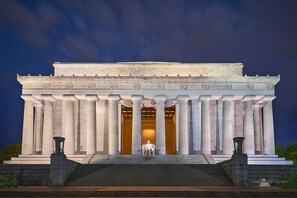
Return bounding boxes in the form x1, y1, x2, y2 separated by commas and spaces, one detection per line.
175, 103, 179, 153
131, 95, 142, 155
155, 95, 166, 155
21, 95, 35, 155
177, 95, 189, 155
34, 103, 43, 153
86, 95, 98, 154
263, 96, 276, 155
254, 102, 263, 154
118, 102, 122, 154
63, 95, 76, 155
221, 96, 234, 155
108, 94, 120, 155
199, 95, 212, 155
42, 95, 56, 155
242, 96, 255, 155
192, 99, 201, 153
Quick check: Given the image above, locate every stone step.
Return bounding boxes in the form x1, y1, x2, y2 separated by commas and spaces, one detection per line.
3, 154, 86, 164
212, 155, 294, 165
66, 164, 234, 186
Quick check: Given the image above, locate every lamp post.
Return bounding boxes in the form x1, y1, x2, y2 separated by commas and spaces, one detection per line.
53, 136, 65, 154
233, 137, 245, 155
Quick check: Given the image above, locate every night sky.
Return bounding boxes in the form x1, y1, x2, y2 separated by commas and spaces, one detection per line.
0, 0, 296, 149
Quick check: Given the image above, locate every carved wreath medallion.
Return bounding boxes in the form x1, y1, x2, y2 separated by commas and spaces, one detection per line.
202, 83, 210, 90
133, 83, 141, 90
246, 83, 254, 90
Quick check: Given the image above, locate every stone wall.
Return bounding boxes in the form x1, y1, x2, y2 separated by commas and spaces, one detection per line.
248, 165, 297, 186
0, 164, 50, 185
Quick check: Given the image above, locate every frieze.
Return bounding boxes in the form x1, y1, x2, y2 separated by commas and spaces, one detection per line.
133, 83, 141, 90
246, 83, 254, 90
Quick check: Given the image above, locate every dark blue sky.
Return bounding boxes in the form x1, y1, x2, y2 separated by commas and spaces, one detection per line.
0, 0, 296, 149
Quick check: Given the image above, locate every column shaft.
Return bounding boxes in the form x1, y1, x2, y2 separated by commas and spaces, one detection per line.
63, 100, 75, 155
177, 96, 189, 155
132, 96, 142, 154
108, 96, 120, 155
42, 100, 54, 155
21, 99, 34, 155
263, 100, 275, 154
34, 104, 43, 153
243, 100, 255, 155
155, 96, 166, 155
201, 98, 211, 154
254, 104, 263, 154
86, 100, 97, 154
222, 100, 234, 154
175, 103, 179, 153
192, 100, 201, 152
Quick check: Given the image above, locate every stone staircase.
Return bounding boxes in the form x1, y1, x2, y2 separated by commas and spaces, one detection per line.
65, 164, 233, 186
3, 154, 86, 164
212, 154, 294, 165
89, 154, 215, 164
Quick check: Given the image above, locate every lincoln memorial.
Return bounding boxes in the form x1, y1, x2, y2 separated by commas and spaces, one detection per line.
7, 62, 291, 165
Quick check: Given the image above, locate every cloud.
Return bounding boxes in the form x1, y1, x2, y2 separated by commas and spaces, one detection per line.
0, 0, 66, 46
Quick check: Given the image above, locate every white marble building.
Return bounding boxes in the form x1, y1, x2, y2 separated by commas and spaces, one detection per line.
9, 62, 292, 165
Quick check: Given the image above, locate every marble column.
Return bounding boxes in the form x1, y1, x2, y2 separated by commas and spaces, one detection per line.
263, 96, 276, 155
63, 95, 76, 155
242, 97, 255, 155
254, 103, 263, 154
118, 103, 122, 154
177, 95, 189, 155
42, 96, 55, 155
155, 95, 166, 155
108, 94, 120, 155
131, 95, 142, 155
34, 103, 43, 153
200, 95, 212, 155
175, 103, 179, 153
86, 95, 98, 154
21, 95, 34, 155
192, 99, 201, 153
221, 96, 234, 155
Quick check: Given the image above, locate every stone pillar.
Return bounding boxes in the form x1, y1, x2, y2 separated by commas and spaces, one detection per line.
217, 101, 223, 153
177, 95, 189, 155
200, 95, 212, 155
254, 103, 263, 154
21, 95, 35, 155
42, 96, 56, 155
155, 95, 166, 155
108, 94, 120, 155
221, 96, 235, 155
86, 95, 98, 154
34, 103, 43, 153
192, 99, 201, 153
242, 97, 255, 155
63, 95, 76, 155
118, 103, 122, 154
263, 96, 276, 155
131, 95, 142, 155
175, 103, 179, 153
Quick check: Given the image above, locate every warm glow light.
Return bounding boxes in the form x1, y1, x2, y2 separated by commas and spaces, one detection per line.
142, 129, 156, 144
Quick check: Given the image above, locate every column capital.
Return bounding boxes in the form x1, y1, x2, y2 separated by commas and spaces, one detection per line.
41, 94, 56, 102
21, 94, 35, 101
220, 95, 234, 102
86, 94, 99, 101
155, 95, 167, 101
261, 95, 276, 102
63, 94, 77, 101
199, 95, 212, 101
241, 95, 256, 102
131, 95, 143, 101
177, 95, 189, 102
108, 94, 120, 101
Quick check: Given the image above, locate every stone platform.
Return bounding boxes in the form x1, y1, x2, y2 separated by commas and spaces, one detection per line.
1, 186, 297, 197
89, 155, 216, 164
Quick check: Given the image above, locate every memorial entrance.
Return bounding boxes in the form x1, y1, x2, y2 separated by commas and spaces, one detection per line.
121, 107, 176, 155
